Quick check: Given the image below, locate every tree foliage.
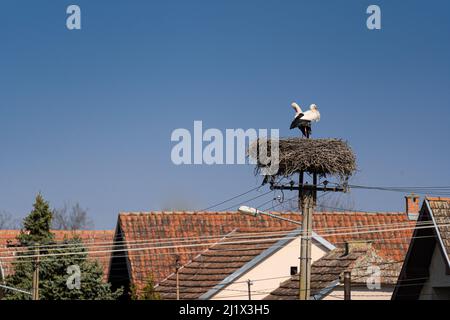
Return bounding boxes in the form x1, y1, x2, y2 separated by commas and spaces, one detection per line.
131, 273, 160, 300
3, 194, 122, 300
19, 193, 54, 245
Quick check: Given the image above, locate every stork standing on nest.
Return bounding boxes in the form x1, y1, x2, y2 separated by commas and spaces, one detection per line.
289, 102, 320, 138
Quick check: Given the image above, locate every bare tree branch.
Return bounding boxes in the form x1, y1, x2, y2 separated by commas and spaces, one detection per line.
276, 192, 355, 213
316, 193, 356, 212
52, 203, 94, 230
0, 211, 20, 230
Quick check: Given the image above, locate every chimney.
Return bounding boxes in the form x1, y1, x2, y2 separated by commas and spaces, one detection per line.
405, 193, 420, 220
344, 241, 371, 256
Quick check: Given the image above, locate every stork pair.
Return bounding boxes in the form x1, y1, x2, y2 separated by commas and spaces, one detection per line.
289, 102, 320, 138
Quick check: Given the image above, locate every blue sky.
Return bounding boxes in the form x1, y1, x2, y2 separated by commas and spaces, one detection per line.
1, 0, 449, 229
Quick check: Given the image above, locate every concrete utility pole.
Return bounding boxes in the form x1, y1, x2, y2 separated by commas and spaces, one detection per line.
298, 174, 315, 300
271, 165, 345, 300
238, 204, 342, 300
32, 245, 40, 300
344, 271, 351, 300
247, 279, 253, 300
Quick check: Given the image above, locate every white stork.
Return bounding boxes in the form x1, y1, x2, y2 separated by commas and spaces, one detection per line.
289, 102, 320, 138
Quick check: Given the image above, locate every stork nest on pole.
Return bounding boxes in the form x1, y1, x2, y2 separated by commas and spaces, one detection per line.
248, 138, 357, 180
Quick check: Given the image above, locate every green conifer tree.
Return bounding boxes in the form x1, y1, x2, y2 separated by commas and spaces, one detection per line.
19, 193, 54, 245
3, 194, 122, 300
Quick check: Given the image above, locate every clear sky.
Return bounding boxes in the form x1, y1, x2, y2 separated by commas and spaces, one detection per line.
1, 0, 449, 229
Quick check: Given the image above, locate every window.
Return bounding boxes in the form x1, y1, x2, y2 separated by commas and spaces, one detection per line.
290, 266, 298, 275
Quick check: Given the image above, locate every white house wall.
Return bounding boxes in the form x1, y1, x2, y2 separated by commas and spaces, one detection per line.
419, 244, 450, 300
321, 286, 394, 300
211, 236, 328, 300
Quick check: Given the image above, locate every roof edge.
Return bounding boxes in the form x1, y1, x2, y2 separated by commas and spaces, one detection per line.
425, 197, 450, 202
117, 211, 408, 216
312, 280, 340, 300
425, 199, 450, 270
312, 231, 336, 251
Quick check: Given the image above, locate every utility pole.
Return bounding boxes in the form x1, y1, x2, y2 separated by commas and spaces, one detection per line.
32, 244, 40, 300
344, 271, 351, 300
298, 174, 315, 300
298, 171, 303, 299
175, 255, 180, 300
272, 178, 344, 299
247, 279, 253, 300
6, 241, 39, 299
271, 163, 345, 301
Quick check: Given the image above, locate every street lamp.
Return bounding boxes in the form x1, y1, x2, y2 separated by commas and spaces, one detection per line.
238, 206, 260, 217
238, 205, 307, 300
238, 206, 302, 226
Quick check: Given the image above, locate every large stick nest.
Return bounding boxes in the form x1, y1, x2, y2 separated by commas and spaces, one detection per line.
248, 138, 357, 180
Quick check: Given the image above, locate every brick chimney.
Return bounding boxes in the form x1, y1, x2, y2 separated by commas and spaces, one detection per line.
344, 241, 372, 256
405, 193, 420, 220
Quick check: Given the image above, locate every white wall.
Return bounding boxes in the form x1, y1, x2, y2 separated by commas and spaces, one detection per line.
211, 235, 328, 300
419, 244, 450, 300
322, 286, 394, 300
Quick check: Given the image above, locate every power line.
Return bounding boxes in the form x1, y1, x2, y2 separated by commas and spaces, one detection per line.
0, 216, 423, 254
199, 185, 262, 211
1, 233, 431, 267
2, 233, 438, 295
0, 211, 426, 255
348, 184, 450, 196
148, 262, 433, 299
0, 220, 444, 261
0, 283, 32, 295
0, 185, 439, 253
0, 183, 446, 253
218, 190, 275, 211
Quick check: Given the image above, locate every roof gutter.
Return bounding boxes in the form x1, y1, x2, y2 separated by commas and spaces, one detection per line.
312, 231, 336, 251
311, 280, 340, 300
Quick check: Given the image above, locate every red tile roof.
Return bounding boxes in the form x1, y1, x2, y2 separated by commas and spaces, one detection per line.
425, 197, 450, 202
116, 211, 415, 292
426, 198, 450, 262
0, 230, 114, 280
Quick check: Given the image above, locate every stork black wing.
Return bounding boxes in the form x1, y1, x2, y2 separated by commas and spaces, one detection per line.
289, 114, 304, 129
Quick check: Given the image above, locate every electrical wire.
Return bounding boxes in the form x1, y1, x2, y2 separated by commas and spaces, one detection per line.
218, 190, 275, 211
0, 186, 432, 253
347, 184, 450, 196
0, 215, 425, 255
199, 185, 262, 211
2, 233, 433, 267
0, 210, 427, 254
0, 220, 444, 261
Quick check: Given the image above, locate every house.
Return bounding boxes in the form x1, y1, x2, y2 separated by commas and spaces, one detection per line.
0, 230, 114, 281
392, 197, 450, 300
108, 195, 418, 298
265, 242, 401, 300
155, 228, 335, 300
108, 211, 303, 296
